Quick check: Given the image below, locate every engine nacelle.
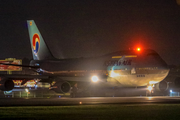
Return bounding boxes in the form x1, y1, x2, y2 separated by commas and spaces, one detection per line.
0, 78, 14, 91
53, 81, 71, 93
155, 81, 169, 91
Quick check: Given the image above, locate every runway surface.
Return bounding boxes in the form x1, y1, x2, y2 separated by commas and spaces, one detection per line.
1, 96, 180, 106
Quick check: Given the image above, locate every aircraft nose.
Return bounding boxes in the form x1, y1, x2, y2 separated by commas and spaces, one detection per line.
162, 65, 170, 71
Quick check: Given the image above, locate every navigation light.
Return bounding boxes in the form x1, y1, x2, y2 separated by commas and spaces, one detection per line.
137, 47, 141, 51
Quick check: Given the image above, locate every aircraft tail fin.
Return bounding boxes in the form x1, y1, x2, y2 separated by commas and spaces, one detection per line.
27, 20, 55, 60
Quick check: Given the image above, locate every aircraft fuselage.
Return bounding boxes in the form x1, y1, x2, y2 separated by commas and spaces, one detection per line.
30, 49, 169, 87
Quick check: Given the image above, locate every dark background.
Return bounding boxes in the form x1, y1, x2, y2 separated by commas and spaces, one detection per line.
0, 0, 180, 65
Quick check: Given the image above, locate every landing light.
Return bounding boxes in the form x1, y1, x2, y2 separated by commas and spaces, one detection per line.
147, 86, 152, 92
91, 76, 99, 82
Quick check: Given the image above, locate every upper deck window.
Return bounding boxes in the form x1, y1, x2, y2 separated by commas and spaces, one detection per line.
125, 55, 137, 58
112, 55, 137, 59
112, 56, 122, 59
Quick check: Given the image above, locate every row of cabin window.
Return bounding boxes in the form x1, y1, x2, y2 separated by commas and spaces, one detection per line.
137, 75, 145, 77
136, 67, 158, 70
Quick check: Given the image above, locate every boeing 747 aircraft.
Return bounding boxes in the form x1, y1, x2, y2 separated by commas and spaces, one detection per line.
0, 20, 170, 95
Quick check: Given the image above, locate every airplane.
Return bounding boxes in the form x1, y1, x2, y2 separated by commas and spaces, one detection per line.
0, 20, 170, 96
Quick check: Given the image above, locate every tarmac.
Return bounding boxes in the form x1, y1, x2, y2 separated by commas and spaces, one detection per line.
0, 96, 180, 106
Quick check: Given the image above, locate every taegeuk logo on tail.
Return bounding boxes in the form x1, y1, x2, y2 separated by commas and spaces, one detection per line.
32, 33, 40, 55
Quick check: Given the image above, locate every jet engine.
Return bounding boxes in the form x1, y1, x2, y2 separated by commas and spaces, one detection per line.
52, 81, 71, 93
0, 78, 14, 91
155, 81, 169, 91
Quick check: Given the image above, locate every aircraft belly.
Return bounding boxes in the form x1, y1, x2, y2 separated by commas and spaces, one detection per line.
107, 69, 169, 87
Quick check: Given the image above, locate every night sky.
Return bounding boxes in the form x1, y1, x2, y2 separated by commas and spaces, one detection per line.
0, 0, 180, 65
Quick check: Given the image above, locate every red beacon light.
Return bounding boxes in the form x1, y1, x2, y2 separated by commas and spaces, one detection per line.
137, 47, 141, 51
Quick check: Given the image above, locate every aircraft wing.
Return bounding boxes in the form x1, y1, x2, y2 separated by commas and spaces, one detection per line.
0, 63, 40, 69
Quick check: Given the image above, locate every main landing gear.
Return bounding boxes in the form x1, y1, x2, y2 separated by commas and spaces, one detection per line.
70, 83, 78, 98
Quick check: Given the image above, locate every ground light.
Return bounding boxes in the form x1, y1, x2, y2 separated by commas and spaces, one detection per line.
25, 88, 29, 98
25, 88, 29, 93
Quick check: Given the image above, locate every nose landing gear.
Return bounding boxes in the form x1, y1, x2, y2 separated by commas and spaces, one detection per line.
146, 84, 154, 96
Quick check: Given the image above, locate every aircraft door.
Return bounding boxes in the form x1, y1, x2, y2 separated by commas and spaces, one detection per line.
131, 67, 136, 74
